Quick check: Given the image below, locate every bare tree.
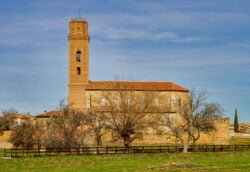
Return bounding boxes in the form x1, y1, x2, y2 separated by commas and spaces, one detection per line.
96, 83, 159, 148
9, 120, 44, 149
86, 110, 107, 146
163, 88, 223, 153
0, 108, 17, 135
42, 101, 88, 148
0, 118, 7, 135
1, 108, 17, 116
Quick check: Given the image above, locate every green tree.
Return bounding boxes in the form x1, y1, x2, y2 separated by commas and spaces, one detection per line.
234, 109, 239, 132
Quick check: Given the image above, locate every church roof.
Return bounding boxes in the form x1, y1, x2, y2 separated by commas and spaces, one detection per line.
86, 81, 188, 92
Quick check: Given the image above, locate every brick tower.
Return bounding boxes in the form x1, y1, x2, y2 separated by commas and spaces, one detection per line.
68, 18, 90, 109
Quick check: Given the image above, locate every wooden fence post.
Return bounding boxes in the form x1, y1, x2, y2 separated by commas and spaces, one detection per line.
96, 147, 99, 155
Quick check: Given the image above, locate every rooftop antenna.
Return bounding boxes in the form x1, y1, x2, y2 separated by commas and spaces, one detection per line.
78, 8, 81, 19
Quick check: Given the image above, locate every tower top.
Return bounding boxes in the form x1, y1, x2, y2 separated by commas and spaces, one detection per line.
68, 17, 89, 41
70, 17, 88, 23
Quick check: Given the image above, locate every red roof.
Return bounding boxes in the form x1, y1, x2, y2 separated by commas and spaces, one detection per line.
86, 81, 188, 92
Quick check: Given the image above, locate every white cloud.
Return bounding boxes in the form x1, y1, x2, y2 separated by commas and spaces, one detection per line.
91, 26, 211, 43
87, 3, 250, 33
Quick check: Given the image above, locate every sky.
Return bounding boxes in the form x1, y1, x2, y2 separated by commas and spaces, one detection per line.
0, 0, 249, 122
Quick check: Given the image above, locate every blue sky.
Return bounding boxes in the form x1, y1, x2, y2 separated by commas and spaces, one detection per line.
0, 0, 250, 122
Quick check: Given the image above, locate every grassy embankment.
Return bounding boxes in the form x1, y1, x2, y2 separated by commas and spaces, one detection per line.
230, 137, 250, 145
0, 152, 250, 172
1, 130, 250, 171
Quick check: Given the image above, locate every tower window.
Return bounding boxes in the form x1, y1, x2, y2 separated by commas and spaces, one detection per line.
76, 51, 82, 62
77, 67, 81, 75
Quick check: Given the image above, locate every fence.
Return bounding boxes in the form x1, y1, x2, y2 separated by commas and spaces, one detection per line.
3, 144, 250, 158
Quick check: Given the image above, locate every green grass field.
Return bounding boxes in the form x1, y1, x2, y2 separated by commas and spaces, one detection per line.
0, 152, 250, 172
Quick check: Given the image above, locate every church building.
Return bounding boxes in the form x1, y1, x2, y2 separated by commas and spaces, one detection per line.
68, 18, 189, 110
67, 18, 230, 145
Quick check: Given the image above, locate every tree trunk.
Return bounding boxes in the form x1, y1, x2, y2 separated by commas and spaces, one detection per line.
124, 137, 131, 149
183, 136, 191, 153
192, 129, 200, 145
183, 143, 189, 153
96, 135, 102, 146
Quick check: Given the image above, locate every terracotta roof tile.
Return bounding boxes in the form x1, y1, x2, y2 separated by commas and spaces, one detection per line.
86, 81, 188, 92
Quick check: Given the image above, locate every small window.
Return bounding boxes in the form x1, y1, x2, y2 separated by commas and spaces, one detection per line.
100, 98, 107, 106
154, 99, 159, 106
76, 51, 82, 62
77, 67, 81, 75
178, 98, 182, 106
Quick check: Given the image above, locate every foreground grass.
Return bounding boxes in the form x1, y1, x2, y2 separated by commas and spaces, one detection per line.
0, 152, 250, 172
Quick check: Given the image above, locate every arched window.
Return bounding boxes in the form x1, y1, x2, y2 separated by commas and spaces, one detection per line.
76, 51, 82, 62
77, 67, 81, 75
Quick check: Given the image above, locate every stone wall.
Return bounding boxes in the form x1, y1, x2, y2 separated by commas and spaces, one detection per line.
0, 131, 12, 148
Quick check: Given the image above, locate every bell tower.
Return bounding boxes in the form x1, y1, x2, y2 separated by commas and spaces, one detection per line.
68, 18, 90, 109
